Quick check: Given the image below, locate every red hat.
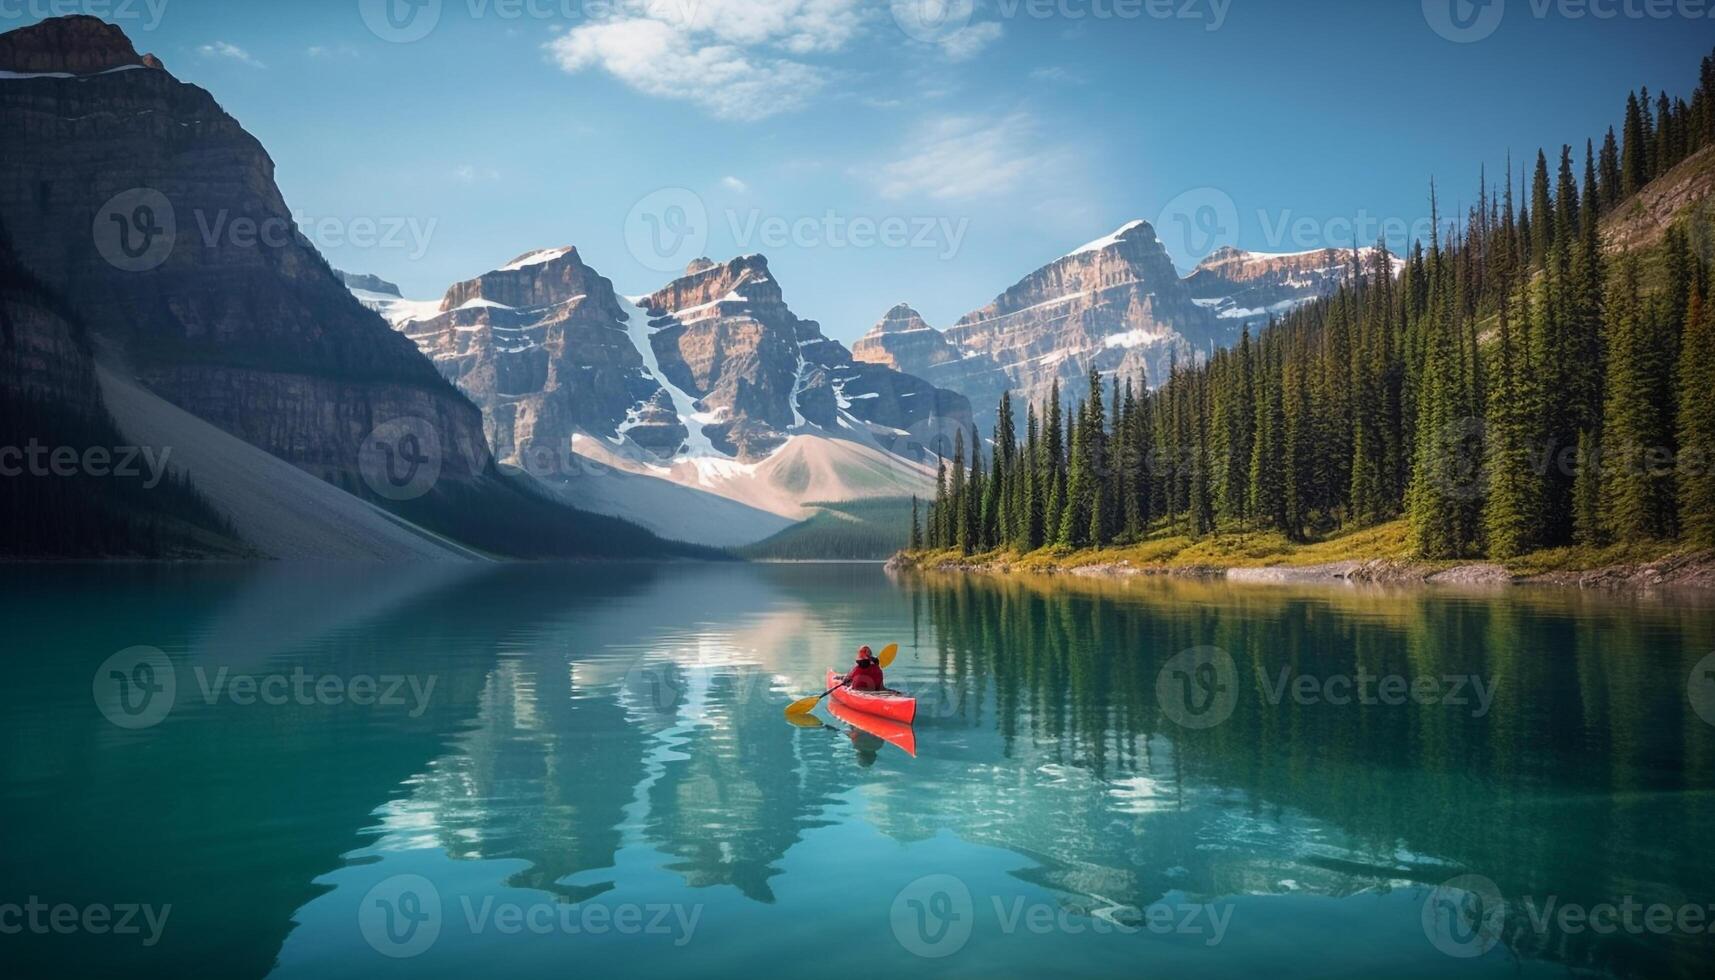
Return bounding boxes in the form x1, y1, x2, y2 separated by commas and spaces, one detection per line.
856, 645, 873, 662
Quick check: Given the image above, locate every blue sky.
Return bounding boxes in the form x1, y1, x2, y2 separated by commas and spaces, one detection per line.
17, 0, 1714, 341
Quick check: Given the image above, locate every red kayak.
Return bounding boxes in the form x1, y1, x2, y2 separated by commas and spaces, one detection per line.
826, 669, 917, 725
829, 698, 918, 757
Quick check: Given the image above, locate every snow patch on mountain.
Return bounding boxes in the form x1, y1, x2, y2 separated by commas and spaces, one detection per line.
1068, 219, 1150, 258
622, 296, 723, 459
501, 247, 573, 271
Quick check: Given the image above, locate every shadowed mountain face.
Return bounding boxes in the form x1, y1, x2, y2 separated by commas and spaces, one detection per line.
0, 16, 491, 492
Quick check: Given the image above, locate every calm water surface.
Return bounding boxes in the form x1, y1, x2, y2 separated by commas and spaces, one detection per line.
2, 563, 1713, 978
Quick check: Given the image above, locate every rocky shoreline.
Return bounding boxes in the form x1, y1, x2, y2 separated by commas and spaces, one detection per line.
887, 551, 1715, 591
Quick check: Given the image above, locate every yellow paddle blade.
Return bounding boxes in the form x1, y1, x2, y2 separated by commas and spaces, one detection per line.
784, 713, 825, 729
785, 694, 823, 716
878, 643, 900, 669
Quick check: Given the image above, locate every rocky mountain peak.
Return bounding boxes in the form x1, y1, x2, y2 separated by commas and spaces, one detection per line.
939, 217, 1213, 428
1063, 218, 1158, 259
439, 246, 613, 312
0, 15, 155, 74
641, 253, 783, 324
852, 303, 968, 376
684, 257, 717, 275
873, 303, 931, 334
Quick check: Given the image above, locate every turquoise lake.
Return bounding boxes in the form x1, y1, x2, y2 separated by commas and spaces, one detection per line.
2, 562, 1713, 978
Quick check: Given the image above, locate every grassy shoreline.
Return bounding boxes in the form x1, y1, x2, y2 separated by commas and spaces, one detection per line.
890, 520, 1715, 588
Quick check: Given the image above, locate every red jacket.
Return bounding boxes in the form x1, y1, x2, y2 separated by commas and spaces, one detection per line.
845, 661, 884, 692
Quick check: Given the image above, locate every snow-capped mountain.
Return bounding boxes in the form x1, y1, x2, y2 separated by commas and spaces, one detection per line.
637, 255, 969, 461
352, 251, 972, 546
1183, 245, 1401, 328
852, 225, 1404, 433
855, 220, 1217, 433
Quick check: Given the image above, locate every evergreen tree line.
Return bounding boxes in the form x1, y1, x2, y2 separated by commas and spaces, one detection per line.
917, 49, 1715, 559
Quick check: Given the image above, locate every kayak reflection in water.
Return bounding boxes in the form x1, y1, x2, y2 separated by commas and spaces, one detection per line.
846, 729, 884, 767
843, 646, 885, 691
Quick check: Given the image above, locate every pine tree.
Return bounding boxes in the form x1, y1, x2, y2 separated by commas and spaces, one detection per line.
994, 392, 1017, 543
1678, 288, 1715, 547
909, 496, 922, 551
1599, 127, 1622, 210
1043, 382, 1066, 540
1132, 376, 1156, 532
1022, 405, 1044, 550
1058, 399, 1090, 548
1530, 149, 1555, 266
1408, 194, 1484, 559
1250, 333, 1288, 531
1083, 370, 1109, 547
931, 457, 948, 548
1482, 268, 1539, 558
1190, 370, 1216, 537
1623, 91, 1649, 197
1600, 258, 1677, 542
964, 435, 984, 553
981, 439, 1002, 551
1573, 429, 1606, 547
950, 429, 969, 554
1119, 379, 1144, 538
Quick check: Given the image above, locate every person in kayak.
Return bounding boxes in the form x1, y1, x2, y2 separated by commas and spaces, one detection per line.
844, 646, 885, 692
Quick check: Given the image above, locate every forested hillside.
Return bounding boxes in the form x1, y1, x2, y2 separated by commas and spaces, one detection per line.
739, 498, 915, 561
921, 47, 1715, 563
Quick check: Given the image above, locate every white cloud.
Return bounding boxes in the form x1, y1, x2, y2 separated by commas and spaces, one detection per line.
544, 0, 865, 120
721, 176, 749, 192
198, 42, 265, 69
869, 113, 1068, 202
938, 21, 1002, 61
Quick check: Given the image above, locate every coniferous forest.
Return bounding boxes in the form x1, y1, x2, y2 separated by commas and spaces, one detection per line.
921, 48, 1715, 562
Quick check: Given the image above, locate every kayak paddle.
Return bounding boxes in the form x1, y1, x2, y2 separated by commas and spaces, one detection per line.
876, 642, 900, 669
785, 643, 898, 716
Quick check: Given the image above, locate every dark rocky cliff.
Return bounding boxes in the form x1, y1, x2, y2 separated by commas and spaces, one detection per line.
0, 16, 491, 492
